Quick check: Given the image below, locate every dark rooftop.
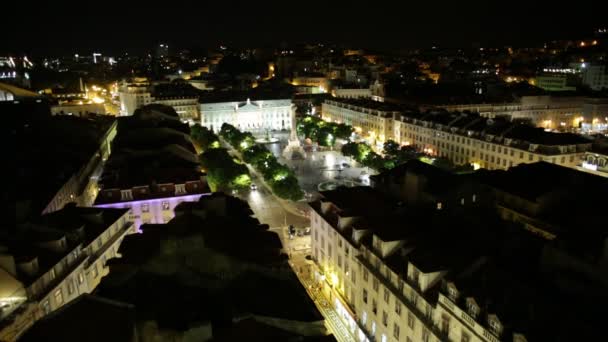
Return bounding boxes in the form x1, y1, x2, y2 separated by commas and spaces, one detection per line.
20, 294, 136, 342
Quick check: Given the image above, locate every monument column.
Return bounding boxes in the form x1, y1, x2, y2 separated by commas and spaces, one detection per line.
283, 103, 305, 159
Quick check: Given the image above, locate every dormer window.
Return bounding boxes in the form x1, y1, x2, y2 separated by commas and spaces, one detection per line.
412, 268, 420, 284
466, 299, 479, 318
488, 315, 502, 335
447, 284, 458, 301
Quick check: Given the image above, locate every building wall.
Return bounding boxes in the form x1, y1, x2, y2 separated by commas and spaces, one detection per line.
51, 103, 106, 116
119, 85, 152, 115
583, 65, 608, 91
310, 206, 507, 342
333, 88, 372, 99
95, 193, 208, 230
322, 100, 397, 147
393, 119, 585, 171
310, 209, 444, 342
322, 99, 589, 172
200, 99, 293, 133
154, 97, 200, 121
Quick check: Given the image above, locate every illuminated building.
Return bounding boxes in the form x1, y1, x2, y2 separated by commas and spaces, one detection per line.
535, 74, 578, 92
582, 63, 608, 91
118, 79, 200, 121
51, 102, 106, 116
425, 95, 594, 130
200, 97, 293, 133
323, 98, 594, 171
309, 182, 608, 342
332, 87, 372, 99
0, 82, 40, 102
0, 206, 135, 341
321, 99, 405, 147
118, 79, 152, 115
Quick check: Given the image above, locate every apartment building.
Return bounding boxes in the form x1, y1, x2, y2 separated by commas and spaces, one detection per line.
309, 187, 508, 342
0, 206, 135, 341
309, 183, 607, 342
322, 99, 403, 146
322, 98, 593, 172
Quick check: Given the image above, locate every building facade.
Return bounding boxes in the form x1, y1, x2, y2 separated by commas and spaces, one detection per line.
0, 207, 135, 341
200, 98, 293, 133
153, 96, 199, 123
322, 99, 400, 147
322, 98, 593, 172
118, 80, 199, 121
582, 64, 608, 91
308, 189, 517, 342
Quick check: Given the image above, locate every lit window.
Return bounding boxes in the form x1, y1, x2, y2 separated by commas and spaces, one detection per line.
67, 279, 74, 295
42, 300, 51, 314
162, 201, 170, 211
142, 203, 150, 213
408, 312, 415, 329
437, 202, 442, 210
54, 288, 64, 305
393, 323, 400, 339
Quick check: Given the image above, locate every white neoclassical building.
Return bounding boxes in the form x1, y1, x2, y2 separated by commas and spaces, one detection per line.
200, 98, 293, 133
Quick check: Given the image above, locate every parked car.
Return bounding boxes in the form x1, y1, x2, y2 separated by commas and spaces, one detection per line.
250, 183, 258, 191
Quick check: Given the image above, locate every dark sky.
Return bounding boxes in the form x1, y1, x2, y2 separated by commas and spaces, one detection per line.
3, 0, 604, 55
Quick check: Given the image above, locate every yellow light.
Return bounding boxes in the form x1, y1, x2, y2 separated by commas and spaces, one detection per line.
593, 40, 598, 45
330, 273, 339, 286
472, 162, 481, 170
354, 126, 362, 133
91, 96, 105, 104
580, 41, 586, 47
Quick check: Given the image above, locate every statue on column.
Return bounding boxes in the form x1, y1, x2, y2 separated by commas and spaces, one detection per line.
283, 104, 305, 160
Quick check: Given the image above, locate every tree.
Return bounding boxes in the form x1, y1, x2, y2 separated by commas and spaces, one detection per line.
362, 152, 384, 170
271, 176, 304, 201
333, 123, 353, 140
341, 142, 359, 158
356, 143, 372, 162
242, 145, 272, 165
317, 126, 335, 147
199, 148, 250, 191
383, 140, 400, 157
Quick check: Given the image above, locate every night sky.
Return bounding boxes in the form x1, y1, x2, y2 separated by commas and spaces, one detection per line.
3, 0, 605, 55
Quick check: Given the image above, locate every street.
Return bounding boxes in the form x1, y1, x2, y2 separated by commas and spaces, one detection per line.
234, 134, 364, 342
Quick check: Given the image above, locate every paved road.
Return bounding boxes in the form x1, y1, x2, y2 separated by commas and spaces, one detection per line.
270, 225, 356, 342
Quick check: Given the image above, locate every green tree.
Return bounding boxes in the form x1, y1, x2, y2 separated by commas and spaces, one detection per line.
341, 142, 359, 158
333, 123, 354, 140
271, 176, 304, 201
356, 143, 372, 162
383, 140, 400, 157
362, 152, 384, 170
317, 126, 335, 147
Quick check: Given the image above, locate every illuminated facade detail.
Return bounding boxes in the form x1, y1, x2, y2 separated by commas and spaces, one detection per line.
323, 98, 593, 172
118, 79, 199, 121
322, 99, 398, 147
0, 208, 135, 341
200, 98, 293, 133
95, 193, 209, 230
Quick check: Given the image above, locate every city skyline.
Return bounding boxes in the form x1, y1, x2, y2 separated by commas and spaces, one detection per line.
3, 0, 605, 55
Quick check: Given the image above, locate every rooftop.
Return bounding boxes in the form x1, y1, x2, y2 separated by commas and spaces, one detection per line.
20, 294, 136, 342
